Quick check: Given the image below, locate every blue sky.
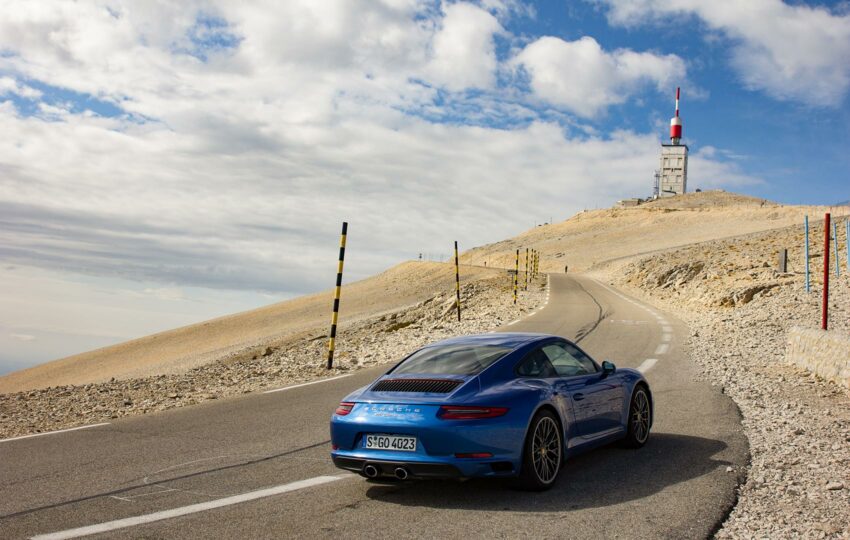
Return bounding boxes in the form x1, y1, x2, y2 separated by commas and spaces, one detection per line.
1, 0, 849, 372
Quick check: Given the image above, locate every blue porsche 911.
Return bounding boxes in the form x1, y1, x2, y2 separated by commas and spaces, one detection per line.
330, 333, 652, 490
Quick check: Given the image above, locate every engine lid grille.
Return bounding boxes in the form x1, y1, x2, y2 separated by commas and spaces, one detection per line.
371, 378, 463, 393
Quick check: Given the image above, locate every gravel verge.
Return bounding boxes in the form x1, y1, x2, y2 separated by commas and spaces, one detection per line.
598, 223, 850, 539
0, 273, 546, 439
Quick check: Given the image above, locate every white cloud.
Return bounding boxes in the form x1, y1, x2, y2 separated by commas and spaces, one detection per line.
0, 0, 760, 367
0, 77, 42, 99
426, 2, 503, 90
687, 147, 763, 189
478, 0, 535, 19
596, 0, 850, 106
512, 36, 685, 117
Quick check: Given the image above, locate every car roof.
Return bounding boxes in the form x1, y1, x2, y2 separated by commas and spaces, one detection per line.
420, 332, 556, 351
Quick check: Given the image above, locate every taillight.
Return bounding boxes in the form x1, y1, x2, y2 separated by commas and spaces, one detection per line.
455, 452, 493, 458
335, 402, 355, 416
437, 406, 508, 420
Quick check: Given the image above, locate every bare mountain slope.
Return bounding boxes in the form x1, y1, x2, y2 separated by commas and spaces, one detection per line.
0, 262, 499, 393
462, 191, 844, 273
4, 191, 845, 395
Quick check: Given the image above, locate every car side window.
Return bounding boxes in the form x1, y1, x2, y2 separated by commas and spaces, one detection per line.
516, 348, 556, 378
564, 343, 599, 373
542, 343, 597, 377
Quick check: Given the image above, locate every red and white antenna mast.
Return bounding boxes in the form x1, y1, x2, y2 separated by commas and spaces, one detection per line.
669, 87, 682, 145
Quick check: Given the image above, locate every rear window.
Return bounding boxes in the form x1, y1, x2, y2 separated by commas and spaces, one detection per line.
391, 344, 512, 376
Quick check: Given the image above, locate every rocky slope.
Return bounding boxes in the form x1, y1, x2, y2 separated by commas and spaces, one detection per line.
600, 219, 850, 539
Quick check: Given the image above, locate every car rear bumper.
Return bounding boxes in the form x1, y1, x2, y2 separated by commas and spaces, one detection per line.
332, 455, 463, 478
331, 451, 517, 479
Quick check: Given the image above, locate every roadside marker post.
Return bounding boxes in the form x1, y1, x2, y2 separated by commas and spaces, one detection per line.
454, 241, 461, 322
822, 213, 830, 331
532, 250, 536, 279
513, 249, 519, 304
778, 249, 787, 273
833, 220, 840, 277
525, 248, 529, 290
531, 249, 537, 278
326, 222, 347, 370
804, 216, 810, 292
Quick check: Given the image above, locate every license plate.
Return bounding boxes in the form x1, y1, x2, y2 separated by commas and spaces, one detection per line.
363, 434, 417, 452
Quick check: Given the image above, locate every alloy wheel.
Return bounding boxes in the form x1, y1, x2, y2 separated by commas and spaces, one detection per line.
631, 390, 650, 444
531, 416, 561, 484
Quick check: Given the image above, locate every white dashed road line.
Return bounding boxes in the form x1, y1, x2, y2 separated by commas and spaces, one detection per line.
637, 358, 658, 373
30, 475, 349, 540
655, 343, 670, 355
0, 423, 111, 444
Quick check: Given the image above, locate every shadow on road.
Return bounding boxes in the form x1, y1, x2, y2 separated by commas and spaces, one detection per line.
364, 433, 729, 512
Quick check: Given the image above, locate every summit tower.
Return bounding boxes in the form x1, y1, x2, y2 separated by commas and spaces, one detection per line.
658, 87, 688, 197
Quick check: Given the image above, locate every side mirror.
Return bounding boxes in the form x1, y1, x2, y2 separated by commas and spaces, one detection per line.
601, 360, 616, 376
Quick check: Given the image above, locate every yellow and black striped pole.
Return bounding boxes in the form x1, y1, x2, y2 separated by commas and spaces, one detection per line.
524, 248, 529, 290
326, 222, 347, 369
513, 248, 519, 304
454, 241, 461, 322
531, 249, 536, 279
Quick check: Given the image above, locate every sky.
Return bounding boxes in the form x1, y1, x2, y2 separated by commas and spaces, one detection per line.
1, 0, 849, 374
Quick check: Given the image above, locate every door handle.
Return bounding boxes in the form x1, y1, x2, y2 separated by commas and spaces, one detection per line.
573, 393, 585, 401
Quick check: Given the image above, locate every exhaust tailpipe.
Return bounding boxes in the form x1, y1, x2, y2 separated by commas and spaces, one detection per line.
362, 464, 379, 478
394, 467, 409, 480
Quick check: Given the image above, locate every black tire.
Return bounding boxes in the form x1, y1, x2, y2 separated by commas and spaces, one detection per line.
622, 386, 652, 448
516, 409, 562, 491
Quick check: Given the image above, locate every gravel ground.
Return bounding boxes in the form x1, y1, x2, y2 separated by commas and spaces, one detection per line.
602, 223, 850, 539
0, 273, 546, 439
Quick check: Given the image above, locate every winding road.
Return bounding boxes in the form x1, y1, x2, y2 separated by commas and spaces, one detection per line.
0, 274, 748, 539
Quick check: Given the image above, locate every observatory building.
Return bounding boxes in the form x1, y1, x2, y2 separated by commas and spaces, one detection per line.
657, 87, 688, 197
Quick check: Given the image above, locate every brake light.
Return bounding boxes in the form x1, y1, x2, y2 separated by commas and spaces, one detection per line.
455, 452, 493, 458
335, 402, 355, 416
437, 406, 508, 419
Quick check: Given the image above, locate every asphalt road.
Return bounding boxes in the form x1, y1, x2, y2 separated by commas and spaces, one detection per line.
0, 274, 748, 539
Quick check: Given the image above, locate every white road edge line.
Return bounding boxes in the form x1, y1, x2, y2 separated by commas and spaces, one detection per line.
655, 343, 670, 355
0, 423, 111, 444
263, 374, 352, 394
30, 475, 347, 540
637, 358, 658, 373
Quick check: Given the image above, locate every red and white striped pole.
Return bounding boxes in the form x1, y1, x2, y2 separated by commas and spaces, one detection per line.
669, 87, 682, 145
675, 87, 680, 117
822, 213, 830, 330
